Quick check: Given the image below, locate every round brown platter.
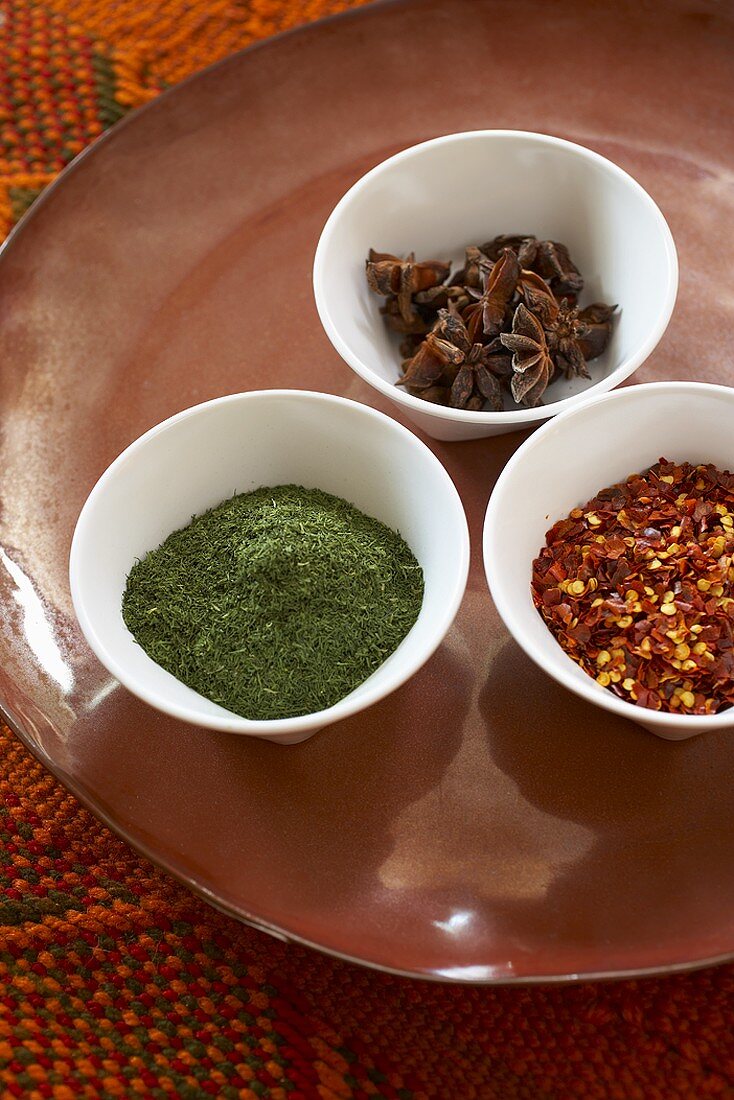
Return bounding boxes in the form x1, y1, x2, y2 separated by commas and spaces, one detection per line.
2, 0, 734, 983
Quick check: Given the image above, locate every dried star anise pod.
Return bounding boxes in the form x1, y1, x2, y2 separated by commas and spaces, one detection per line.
413, 284, 472, 312
437, 308, 507, 411
500, 302, 555, 408
481, 234, 539, 269
520, 277, 615, 379
576, 302, 615, 360
365, 249, 450, 325
397, 335, 455, 393
484, 335, 514, 379
399, 306, 507, 411
450, 246, 492, 289
397, 306, 468, 392
481, 235, 581, 297
550, 301, 591, 380
449, 343, 504, 411
518, 277, 587, 380
533, 240, 583, 298
380, 296, 433, 335
413, 384, 452, 405
517, 268, 554, 306
365, 235, 614, 414
398, 333, 425, 359
462, 248, 520, 341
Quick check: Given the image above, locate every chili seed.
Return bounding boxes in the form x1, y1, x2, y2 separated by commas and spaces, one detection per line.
531, 458, 734, 716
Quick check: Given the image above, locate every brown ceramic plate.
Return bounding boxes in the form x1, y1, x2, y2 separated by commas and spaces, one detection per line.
2, 0, 734, 983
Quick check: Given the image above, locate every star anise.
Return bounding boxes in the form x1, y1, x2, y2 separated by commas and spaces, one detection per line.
398, 333, 426, 359
413, 284, 472, 312
449, 246, 492, 289
396, 335, 456, 393
365, 249, 450, 325
413, 384, 452, 405
380, 296, 433, 335
524, 285, 586, 378
520, 277, 614, 379
482, 236, 582, 298
381, 284, 472, 340
483, 336, 515, 380
533, 240, 583, 298
576, 302, 615, 360
500, 303, 555, 408
399, 306, 508, 411
550, 301, 590, 379
450, 343, 505, 411
396, 305, 466, 392
517, 268, 554, 307
462, 248, 520, 342
365, 235, 615, 414
481, 234, 539, 269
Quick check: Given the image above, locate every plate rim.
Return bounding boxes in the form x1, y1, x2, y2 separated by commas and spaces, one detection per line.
0, 0, 407, 266
1, 0, 732, 985
3, 699, 734, 985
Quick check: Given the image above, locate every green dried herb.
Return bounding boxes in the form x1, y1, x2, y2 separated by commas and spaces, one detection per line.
122, 485, 424, 721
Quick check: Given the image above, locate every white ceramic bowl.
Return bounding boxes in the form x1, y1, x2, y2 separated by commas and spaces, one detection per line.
484, 382, 734, 740
313, 130, 678, 442
70, 390, 469, 744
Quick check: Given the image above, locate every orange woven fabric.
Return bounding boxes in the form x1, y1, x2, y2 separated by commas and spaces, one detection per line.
0, 0, 368, 236
3, 722, 734, 1100
3, 3, 734, 1099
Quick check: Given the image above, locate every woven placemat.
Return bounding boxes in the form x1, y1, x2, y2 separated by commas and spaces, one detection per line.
3, 722, 734, 1100
2, 2, 734, 1097
0, 0, 365, 236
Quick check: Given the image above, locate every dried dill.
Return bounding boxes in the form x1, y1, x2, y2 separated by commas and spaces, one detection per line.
122, 485, 424, 721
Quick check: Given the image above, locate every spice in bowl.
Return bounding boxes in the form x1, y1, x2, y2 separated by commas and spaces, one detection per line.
365, 236, 615, 411
531, 460, 734, 715
122, 485, 424, 721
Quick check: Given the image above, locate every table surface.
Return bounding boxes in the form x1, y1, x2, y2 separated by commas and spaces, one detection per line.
2, 1, 734, 1097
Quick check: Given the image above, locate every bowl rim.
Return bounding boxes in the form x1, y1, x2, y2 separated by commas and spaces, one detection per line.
483, 380, 734, 730
69, 388, 470, 737
313, 128, 679, 425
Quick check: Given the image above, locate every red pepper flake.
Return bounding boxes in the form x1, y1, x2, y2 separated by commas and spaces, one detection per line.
531, 459, 734, 715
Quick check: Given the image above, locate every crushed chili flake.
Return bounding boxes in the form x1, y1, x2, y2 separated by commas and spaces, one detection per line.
531, 459, 734, 715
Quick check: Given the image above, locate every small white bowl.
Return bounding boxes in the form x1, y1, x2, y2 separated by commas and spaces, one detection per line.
313, 130, 678, 442
484, 382, 734, 741
70, 390, 469, 744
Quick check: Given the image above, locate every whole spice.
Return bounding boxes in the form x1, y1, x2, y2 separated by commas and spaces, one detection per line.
499, 303, 554, 408
365, 249, 451, 329
122, 485, 424, 721
366, 234, 615, 411
531, 459, 734, 715
397, 304, 507, 411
